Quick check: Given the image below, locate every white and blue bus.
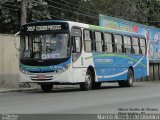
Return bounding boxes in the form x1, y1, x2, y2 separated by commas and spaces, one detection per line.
19, 20, 149, 91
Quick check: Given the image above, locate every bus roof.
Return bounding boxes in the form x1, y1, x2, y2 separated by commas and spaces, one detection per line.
22, 20, 145, 38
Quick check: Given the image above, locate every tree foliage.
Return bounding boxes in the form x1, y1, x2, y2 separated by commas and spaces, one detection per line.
0, 0, 160, 34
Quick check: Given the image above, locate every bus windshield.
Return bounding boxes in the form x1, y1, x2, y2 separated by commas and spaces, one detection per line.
20, 33, 70, 60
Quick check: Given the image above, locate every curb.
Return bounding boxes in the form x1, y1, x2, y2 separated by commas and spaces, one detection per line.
0, 87, 40, 93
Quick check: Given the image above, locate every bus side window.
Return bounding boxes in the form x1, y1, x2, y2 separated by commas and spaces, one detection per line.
124, 36, 131, 54
139, 38, 146, 55
132, 37, 139, 54
84, 30, 92, 52
95, 32, 102, 52
104, 33, 113, 53
114, 35, 123, 53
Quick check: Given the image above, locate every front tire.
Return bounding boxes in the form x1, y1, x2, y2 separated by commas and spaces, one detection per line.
40, 83, 53, 92
80, 70, 93, 91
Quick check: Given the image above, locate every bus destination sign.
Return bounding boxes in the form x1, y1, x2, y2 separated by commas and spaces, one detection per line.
21, 22, 69, 34
27, 25, 62, 32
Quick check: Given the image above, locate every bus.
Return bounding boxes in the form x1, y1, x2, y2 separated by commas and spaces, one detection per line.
18, 20, 148, 91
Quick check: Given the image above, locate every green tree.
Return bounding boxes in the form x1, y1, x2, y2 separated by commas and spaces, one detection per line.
0, 0, 49, 33
0, 0, 160, 34
0, 0, 20, 33
27, 0, 50, 21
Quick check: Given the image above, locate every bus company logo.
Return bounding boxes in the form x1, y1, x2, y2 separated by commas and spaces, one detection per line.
95, 59, 113, 64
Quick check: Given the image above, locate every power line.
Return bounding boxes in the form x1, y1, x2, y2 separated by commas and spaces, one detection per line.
1, 6, 19, 11
1, 3, 20, 8
28, 8, 72, 21
50, 0, 100, 15
1, 1, 159, 24
47, 0, 99, 18
48, 4, 98, 19
28, 1, 160, 24
31, 1, 99, 19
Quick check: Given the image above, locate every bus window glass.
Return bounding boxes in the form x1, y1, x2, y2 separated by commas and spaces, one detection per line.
25, 36, 29, 50
95, 32, 102, 52
132, 37, 139, 54
140, 38, 146, 55
20, 34, 69, 60
114, 35, 122, 53
124, 36, 131, 53
75, 37, 81, 53
84, 30, 92, 52
104, 33, 113, 53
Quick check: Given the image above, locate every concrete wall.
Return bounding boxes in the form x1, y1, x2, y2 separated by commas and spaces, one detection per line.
0, 34, 20, 87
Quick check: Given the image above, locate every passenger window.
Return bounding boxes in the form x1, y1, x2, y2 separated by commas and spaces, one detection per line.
132, 37, 139, 54
104, 33, 113, 53
140, 38, 146, 55
124, 36, 131, 54
114, 35, 123, 53
84, 30, 92, 52
95, 32, 102, 52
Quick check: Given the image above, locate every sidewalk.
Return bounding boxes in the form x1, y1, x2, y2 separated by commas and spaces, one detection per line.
0, 87, 40, 93
0, 83, 81, 93
0, 83, 40, 93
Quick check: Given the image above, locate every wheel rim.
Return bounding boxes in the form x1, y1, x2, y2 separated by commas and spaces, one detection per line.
129, 71, 133, 85
85, 75, 92, 89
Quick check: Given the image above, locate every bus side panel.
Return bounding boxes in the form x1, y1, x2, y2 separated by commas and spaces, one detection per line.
96, 67, 128, 81
134, 67, 147, 79
72, 68, 87, 83
92, 53, 147, 82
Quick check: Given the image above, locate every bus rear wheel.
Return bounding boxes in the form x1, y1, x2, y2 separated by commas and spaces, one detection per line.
118, 69, 134, 87
126, 69, 134, 87
40, 83, 53, 92
80, 70, 93, 91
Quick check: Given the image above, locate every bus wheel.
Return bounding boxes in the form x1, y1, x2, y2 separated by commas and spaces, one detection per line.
92, 82, 101, 89
80, 70, 93, 91
126, 69, 134, 87
40, 83, 53, 92
118, 69, 134, 87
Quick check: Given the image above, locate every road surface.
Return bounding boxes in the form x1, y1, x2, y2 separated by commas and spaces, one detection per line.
0, 81, 160, 119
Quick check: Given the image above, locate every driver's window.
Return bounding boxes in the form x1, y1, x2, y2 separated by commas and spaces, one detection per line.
71, 28, 82, 53
72, 36, 81, 53
71, 28, 82, 62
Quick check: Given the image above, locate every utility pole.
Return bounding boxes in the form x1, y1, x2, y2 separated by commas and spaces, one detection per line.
21, 0, 27, 26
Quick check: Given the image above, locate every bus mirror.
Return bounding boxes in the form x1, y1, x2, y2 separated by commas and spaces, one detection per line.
14, 31, 20, 51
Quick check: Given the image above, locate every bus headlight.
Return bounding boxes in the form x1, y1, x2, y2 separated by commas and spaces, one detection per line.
19, 67, 29, 74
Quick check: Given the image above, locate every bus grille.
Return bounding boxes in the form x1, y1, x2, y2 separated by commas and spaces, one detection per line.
29, 70, 55, 73
30, 75, 53, 81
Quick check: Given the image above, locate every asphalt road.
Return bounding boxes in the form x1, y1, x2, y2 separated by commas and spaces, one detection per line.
0, 81, 160, 119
